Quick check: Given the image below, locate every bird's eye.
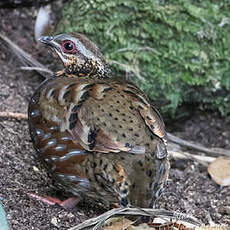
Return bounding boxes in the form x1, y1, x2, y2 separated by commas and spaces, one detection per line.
61, 40, 76, 53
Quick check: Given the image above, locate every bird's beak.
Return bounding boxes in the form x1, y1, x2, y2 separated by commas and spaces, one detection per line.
38, 36, 58, 49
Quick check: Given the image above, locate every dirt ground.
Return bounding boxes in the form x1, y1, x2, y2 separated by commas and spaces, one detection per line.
0, 4, 230, 230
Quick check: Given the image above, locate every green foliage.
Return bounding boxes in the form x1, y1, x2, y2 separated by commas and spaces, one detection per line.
57, 0, 230, 117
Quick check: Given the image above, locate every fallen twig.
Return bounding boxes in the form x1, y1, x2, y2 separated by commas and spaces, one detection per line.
108, 59, 145, 81
167, 132, 230, 158
113, 46, 159, 54
0, 112, 28, 120
19, 66, 53, 74
0, 32, 53, 78
169, 150, 216, 166
68, 207, 201, 230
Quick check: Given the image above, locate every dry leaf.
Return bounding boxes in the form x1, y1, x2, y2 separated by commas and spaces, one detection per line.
103, 217, 133, 230
208, 158, 230, 186
103, 217, 155, 230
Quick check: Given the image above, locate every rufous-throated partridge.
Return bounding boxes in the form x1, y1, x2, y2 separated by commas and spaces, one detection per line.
28, 33, 170, 208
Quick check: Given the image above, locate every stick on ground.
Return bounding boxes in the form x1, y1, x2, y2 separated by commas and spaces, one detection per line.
0, 112, 28, 120
68, 207, 201, 230
167, 133, 230, 157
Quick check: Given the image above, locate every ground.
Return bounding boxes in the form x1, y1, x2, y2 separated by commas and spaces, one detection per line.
0, 5, 229, 230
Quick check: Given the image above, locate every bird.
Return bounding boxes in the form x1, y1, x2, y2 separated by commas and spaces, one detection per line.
28, 33, 170, 208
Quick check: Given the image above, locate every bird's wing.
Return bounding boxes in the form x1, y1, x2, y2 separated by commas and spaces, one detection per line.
66, 80, 167, 156
122, 83, 167, 142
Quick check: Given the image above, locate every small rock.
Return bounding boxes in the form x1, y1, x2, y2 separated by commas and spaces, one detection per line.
51, 216, 59, 227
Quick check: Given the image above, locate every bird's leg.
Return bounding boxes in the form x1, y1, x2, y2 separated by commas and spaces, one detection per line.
27, 193, 81, 209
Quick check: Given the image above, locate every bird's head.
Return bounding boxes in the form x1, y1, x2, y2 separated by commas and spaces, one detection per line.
39, 33, 110, 78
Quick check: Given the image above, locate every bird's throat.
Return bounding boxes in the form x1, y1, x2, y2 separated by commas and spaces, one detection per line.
58, 59, 110, 79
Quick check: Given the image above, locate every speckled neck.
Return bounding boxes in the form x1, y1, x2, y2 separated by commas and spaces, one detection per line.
61, 59, 111, 79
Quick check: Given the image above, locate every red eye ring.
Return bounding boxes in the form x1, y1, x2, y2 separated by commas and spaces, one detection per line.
61, 40, 76, 53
